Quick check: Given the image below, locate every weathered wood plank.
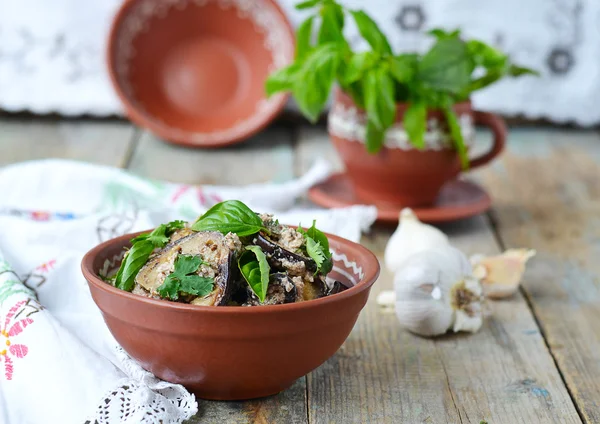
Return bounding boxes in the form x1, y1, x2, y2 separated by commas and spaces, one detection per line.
0, 117, 136, 167
480, 127, 600, 423
129, 125, 296, 185
189, 380, 307, 424
126, 123, 307, 424
297, 126, 581, 423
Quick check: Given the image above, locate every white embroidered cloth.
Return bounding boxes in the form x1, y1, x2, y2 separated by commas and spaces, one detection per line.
0, 159, 376, 424
0, 0, 595, 124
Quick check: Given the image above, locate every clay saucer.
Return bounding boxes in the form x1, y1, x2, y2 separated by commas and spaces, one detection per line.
107, 0, 294, 147
308, 173, 491, 223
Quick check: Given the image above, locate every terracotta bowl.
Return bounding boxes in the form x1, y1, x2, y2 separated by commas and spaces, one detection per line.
82, 230, 380, 400
107, 0, 294, 147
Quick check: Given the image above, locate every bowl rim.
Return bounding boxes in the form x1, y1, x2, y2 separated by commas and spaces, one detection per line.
105, 0, 294, 148
82, 229, 380, 314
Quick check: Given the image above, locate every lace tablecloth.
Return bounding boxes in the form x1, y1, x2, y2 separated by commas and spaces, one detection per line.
1, 0, 597, 124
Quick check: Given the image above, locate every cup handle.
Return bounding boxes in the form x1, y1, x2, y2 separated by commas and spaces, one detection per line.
469, 111, 507, 169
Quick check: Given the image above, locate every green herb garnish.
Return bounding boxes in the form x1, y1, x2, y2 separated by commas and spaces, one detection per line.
265, 1, 538, 168
238, 246, 271, 302
299, 221, 333, 274
191, 200, 269, 237
114, 220, 186, 292
156, 254, 213, 300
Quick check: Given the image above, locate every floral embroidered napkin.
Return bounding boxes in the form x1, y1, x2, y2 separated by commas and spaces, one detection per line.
0, 159, 376, 424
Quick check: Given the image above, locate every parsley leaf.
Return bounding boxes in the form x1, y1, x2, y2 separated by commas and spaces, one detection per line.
238, 246, 270, 302
114, 220, 187, 292
299, 221, 333, 274
157, 255, 214, 301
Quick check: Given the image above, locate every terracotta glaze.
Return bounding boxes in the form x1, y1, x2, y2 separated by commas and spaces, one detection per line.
107, 0, 294, 147
309, 173, 492, 224
328, 89, 506, 207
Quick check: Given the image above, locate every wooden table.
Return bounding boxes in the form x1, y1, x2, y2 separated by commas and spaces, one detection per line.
1, 116, 597, 423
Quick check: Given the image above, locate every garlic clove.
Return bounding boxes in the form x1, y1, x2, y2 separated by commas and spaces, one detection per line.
384, 208, 450, 274
471, 249, 536, 299
376, 290, 396, 313
454, 309, 483, 333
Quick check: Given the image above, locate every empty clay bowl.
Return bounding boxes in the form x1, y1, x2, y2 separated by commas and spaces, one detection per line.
107, 0, 294, 147
82, 230, 380, 400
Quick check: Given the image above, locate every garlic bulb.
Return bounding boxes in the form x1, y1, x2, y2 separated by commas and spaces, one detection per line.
471, 249, 536, 299
394, 245, 483, 337
384, 208, 449, 274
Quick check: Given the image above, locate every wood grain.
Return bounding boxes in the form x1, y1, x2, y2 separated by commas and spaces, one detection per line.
480, 128, 600, 423
296, 127, 581, 423
129, 125, 295, 185
0, 117, 136, 167
189, 380, 307, 424
126, 124, 306, 424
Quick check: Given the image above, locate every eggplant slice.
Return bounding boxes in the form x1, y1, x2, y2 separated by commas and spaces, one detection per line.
302, 275, 328, 301
135, 231, 242, 306
255, 233, 317, 274
328, 280, 350, 296
244, 272, 298, 306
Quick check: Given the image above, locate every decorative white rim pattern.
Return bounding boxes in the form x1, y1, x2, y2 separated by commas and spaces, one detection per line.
331, 250, 364, 287
114, 0, 293, 144
99, 251, 127, 279
328, 102, 476, 150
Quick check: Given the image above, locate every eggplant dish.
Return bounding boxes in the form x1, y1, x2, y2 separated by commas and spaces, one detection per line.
107, 200, 349, 306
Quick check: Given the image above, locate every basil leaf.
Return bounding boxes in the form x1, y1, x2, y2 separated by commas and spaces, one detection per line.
459, 70, 503, 98
157, 254, 214, 300
296, 16, 314, 60
115, 220, 186, 292
293, 43, 340, 122
419, 37, 471, 94
239, 246, 270, 302
295, 0, 320, 10
509, 64, 539, 77
443, 106, 469, 170
350, 10, 392, 55
466, 40, 506, 69
344, 81, 366, 109
265, 63, 301, 97
318, 3, 346, 46
403, 101, 427, 149
115, 240, 155, 292
364, 67, 395, 130
191, 200, 266, 236
134, 220, 186, 246
428, 28, 461, 40
344, 52, 376, 85
365, 119, 385, 154
390, 54, 418, 83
